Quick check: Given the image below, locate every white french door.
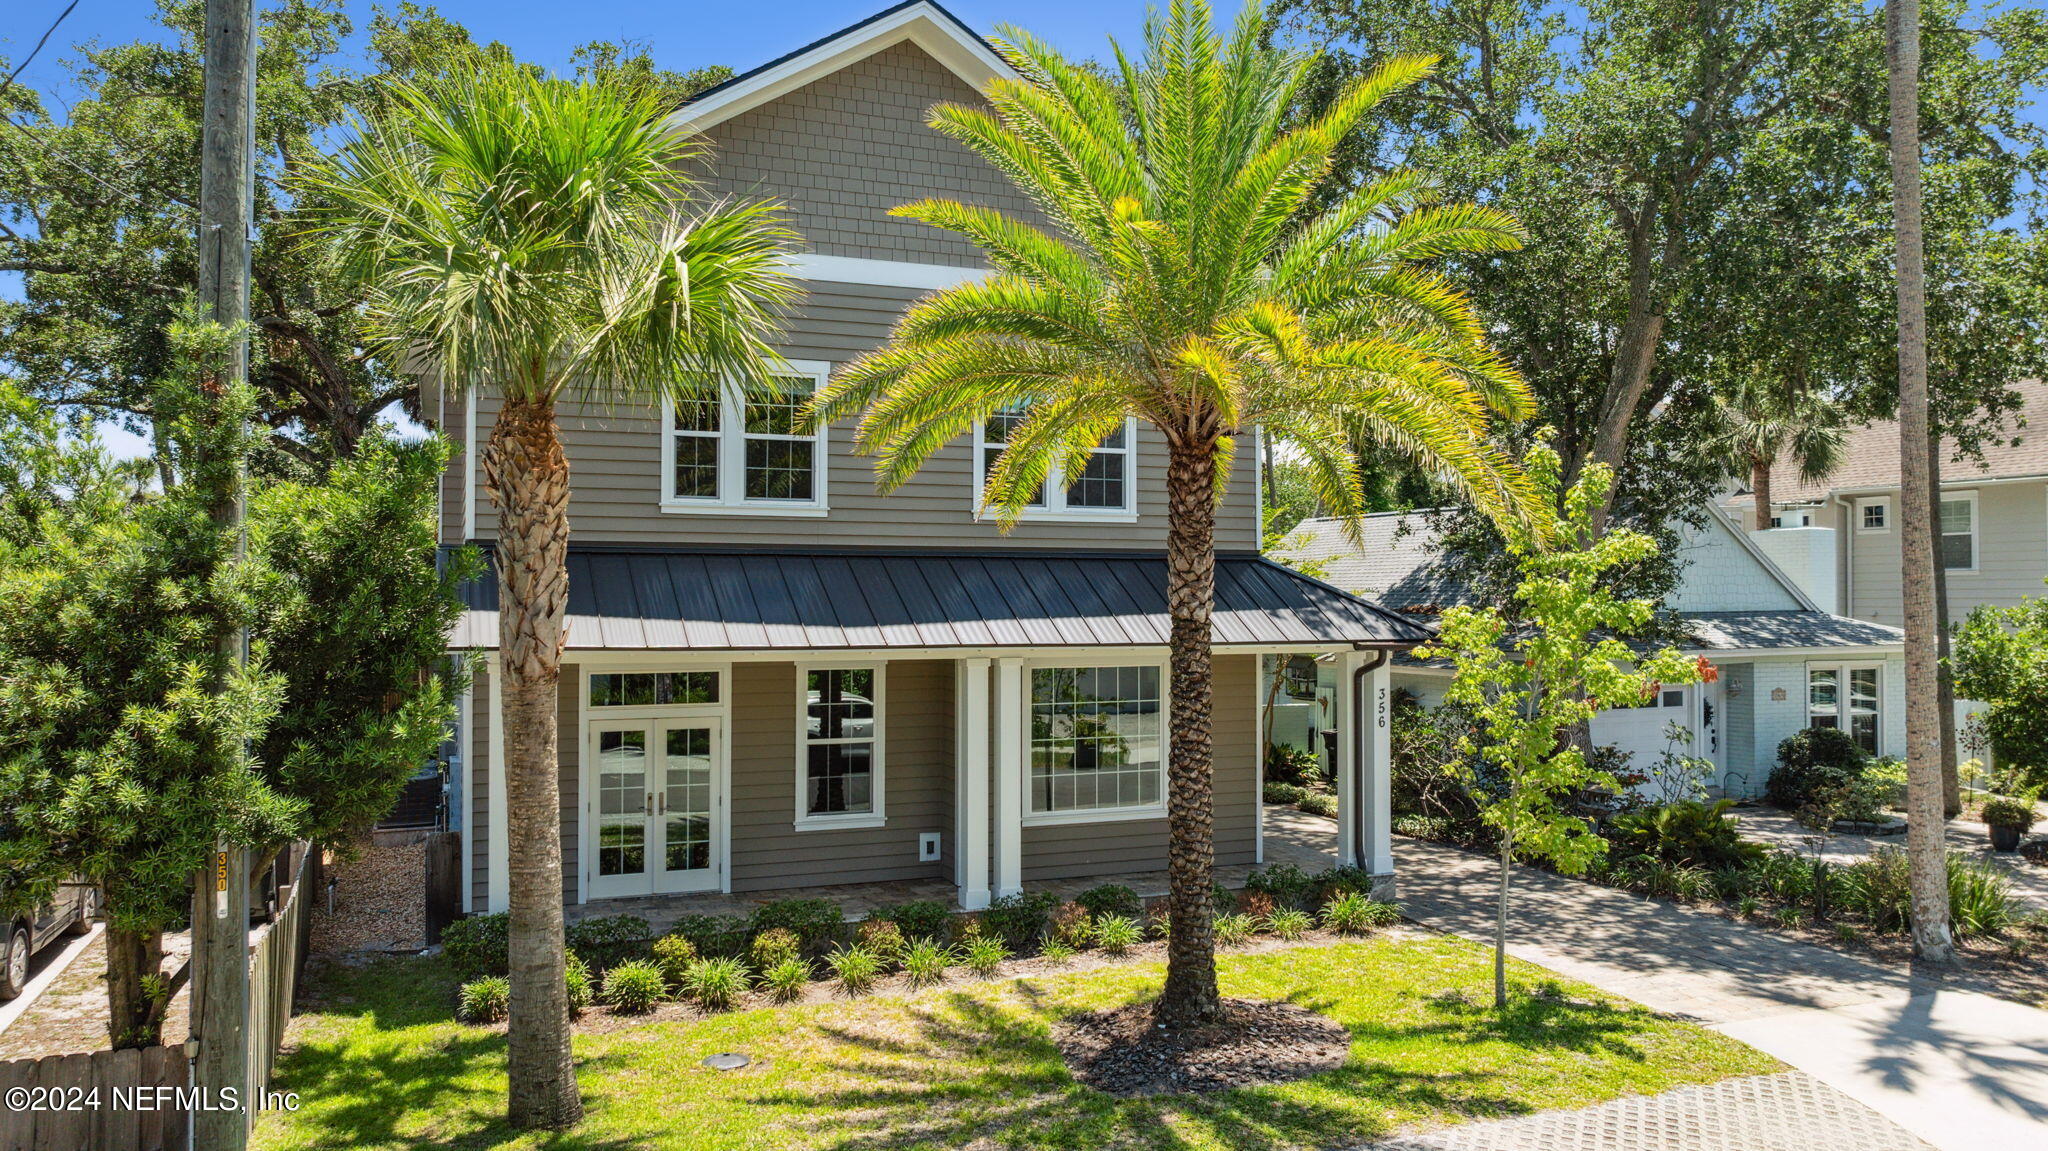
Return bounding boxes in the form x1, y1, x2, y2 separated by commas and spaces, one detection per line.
587, 718, 722, 899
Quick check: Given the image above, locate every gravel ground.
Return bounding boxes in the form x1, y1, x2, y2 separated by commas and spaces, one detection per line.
308, 839, 426, 956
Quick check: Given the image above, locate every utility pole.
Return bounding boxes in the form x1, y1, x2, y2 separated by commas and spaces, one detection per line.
191, 0, 257, 1145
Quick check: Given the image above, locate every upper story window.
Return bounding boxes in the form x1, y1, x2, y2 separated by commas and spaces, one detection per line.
662, 361, 831, 515
1939, 493, 1976, 571
1859, 499, 1888, 531
971, 411, 1137, 521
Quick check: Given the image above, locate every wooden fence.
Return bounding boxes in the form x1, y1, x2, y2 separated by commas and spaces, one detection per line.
0, 842, 315, 1151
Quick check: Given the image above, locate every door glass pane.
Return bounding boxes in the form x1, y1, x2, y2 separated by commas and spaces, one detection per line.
663, 727, 713, 873
1848, 669, 1880, 754
596, 729, 647, 877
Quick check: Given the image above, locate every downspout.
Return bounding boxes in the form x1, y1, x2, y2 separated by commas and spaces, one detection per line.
1835, 492, 1854, 616
1351, 647, 1391, 870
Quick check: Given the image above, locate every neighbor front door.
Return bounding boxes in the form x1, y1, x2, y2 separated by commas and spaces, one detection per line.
587, 719, 721, 899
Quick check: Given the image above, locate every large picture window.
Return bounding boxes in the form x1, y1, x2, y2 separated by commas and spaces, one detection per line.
1808, 664, 1881, 755
662, 363, 830, 514
1029, 665, 1164, 817
973, 412, 1135, 518
798, 666, 883, 827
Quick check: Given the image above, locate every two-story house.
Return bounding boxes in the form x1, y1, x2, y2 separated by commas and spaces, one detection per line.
1280, 504, 1908, 798
430, 1, 1420, 919
1720, 379, 2048, 629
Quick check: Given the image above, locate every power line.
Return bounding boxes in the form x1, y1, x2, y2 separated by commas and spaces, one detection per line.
0, 0, 82, 107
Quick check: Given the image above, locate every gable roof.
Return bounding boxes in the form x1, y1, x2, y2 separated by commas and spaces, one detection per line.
1723, 379, 2048, 507
664, 1, 1013, 135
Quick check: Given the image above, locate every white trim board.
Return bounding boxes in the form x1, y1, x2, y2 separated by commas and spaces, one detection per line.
663, 2, 1014, 137
792, 253, 992, 290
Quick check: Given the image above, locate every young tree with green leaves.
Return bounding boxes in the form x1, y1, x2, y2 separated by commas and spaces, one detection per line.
1418, 441, 1700, 1008
812, 0, 1540, 1028
1953, 582, 2048, 791
308, 65, 796, 1129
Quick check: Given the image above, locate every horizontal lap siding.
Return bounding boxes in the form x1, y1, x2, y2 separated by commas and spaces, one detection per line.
729, 660, 955, 891
469, 673, 489, 909
559, 668, 579, 906
1021, 654, 1258, 882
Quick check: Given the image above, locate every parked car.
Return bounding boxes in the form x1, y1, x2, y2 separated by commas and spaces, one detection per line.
2, 880, 97, 1000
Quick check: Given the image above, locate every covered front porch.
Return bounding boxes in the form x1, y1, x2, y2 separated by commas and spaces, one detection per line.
567, 805, 1342, 934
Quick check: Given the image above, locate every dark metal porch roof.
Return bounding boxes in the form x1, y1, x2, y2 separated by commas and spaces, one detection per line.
450, 548, 1435, 652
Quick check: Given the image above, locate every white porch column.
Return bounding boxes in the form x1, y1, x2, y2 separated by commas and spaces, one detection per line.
991, 656, 1026, 898
1361, 658, 1394, 885
956, 658, 993, 910
1333, 649, 1364, 868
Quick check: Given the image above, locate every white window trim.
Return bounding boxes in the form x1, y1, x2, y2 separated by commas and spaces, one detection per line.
971, 416, 1140, 524
1018, 656, 1170, 827
660, 359, 832, 516
576, 660, 733, 903
1804, 661, 1886, 757
1939, 490, 1979, 574
1857, 497, 1890, 533
794, 662, 887, 831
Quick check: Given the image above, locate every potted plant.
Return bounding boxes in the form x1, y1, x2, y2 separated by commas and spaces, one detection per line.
1980, 795, 2037, 853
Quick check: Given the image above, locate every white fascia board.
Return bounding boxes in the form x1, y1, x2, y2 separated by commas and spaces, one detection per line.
663, 3, 1013, 137
791, 253, 992, 289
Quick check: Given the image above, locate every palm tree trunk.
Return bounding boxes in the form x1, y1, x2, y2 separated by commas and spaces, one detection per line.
1887, 0, 1958, 966
483, 397, 585, 1128
1928, 432, 1960, 817
1156, 438, 1222, 1029
1751, 456, 1773, 531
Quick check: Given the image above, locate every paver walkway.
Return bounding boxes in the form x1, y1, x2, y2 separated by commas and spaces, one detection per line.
1392, 836, 2048, 1151
1365, 1071, 1934, 1151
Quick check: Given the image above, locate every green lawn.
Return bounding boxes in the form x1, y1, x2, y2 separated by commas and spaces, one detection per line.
256, 936, 1776, 1150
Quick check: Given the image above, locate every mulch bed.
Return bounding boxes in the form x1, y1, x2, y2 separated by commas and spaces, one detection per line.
1052, 998, 1351, 1096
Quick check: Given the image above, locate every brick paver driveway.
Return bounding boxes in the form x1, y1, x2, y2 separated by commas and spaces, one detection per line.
1386, 836, 2048, 1151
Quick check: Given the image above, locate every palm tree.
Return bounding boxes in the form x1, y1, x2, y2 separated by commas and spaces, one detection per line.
812, 0, 1542, 1028
308, 66, 798, 1127
1704, 379, 1845, 529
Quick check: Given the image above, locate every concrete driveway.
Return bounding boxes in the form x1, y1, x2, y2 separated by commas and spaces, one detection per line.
1393, 835, 2048, 1151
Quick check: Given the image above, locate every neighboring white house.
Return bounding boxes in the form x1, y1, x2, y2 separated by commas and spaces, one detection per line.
1278, 505, 1908, 797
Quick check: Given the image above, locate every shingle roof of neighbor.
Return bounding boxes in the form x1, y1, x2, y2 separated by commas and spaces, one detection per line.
1722, 378, 2048, 506
1276, 515, 1904, 653
451, 548, 1436, 651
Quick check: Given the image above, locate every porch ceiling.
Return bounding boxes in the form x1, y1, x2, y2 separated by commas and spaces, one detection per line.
450, 547, 1434, 651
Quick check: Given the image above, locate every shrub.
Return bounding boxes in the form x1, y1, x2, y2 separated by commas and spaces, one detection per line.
1238, 891, 1276, 920
826, 945, 882, 994
748, 927, 802, 972
566, 914, 651, 968
1093, 915, 1141, 955
1948, 854, 2019, 937
1265, 908, 1311, 940
600, 960, 668, 1014
1736, 895, 1761, 917
1145, 908, 1170, 940
565, 951, 592, 1016
651, 933, 699, 987
1049, 902, 1094, 949
1669, 866, 1716, 903
963, 934, 1008, 976
1243, 863, 1313, 908
1321, 892, 1398, 934
980, 891, 1058, 948
456, 975, 510, 1024
1773, 906, 1806, 929
664, 914, 749, 958
901, 938, 953, 987
762, 957, 811, 1002
442, 913, 509, 980
1835, 922, 1861, 944
873, 900, 953, 942
1266, 743, 1321, 786
1767, 727, 1869, 810
750, 899, 845, 951
679, 956, 751, 1011
855, 918, 906, 965
1263, 781, 1310, 806
1075, 884, 1144, 922
1835, 849, 1912, 932
1744, 851, 1816, 902
1040, 940, 1076, 964
1981, 795, 2038, 832
1309, 865, 1376, 906
1297, 792, 1339, 818
1213, 913, 1257, 946
1604, 799, 1762, 869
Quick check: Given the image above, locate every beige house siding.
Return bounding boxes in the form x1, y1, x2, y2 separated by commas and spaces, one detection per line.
469, 672, 490, 909
1020, 653, 1259, 882
1846, 479, 2048, 627
688, 41, 1046, 267
459, 279, 1262, 552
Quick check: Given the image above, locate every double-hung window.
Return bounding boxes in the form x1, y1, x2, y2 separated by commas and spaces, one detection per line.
1027, 664, 1164, 821
972, 411, 1136, 519
662, 361, 831, 514
797, 666, 884, 828
1939, 493, 1976, 571
1808, 664, 1882, 755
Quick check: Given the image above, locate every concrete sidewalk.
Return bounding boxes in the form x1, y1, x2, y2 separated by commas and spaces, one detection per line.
1393, 836, 2048, 1151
